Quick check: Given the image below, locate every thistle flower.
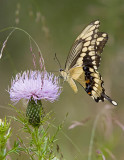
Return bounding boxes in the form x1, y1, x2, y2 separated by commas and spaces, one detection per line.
9, 70, 61, 103
8, 70, 62, 126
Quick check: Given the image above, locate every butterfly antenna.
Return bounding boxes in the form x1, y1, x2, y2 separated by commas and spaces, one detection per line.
54, 53, 62, 69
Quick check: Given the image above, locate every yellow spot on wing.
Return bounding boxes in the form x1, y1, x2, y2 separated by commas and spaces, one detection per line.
92, 90, 99, 99
102, 33, 107, 37
84, 41, 90, 46
81, 53, 86, 57
88, 46, 94, 51
94, 20, 99, 24
86, 36, 92, 41
89, 51, 95, 56
94, 34, 97, 38
82, 47, 87, 52
97, 37, 104, 41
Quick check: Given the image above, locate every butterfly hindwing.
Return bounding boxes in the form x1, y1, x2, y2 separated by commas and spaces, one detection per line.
70, 65, 117, 105
82, 66, 104, 101
70, 66, 104, 101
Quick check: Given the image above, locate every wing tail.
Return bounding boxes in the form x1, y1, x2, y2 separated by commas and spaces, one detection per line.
101, 93, 117, 106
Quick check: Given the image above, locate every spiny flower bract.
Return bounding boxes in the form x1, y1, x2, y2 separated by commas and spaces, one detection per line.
9, 70, 62, 103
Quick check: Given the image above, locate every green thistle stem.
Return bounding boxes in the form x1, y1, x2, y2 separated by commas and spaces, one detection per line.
34, 127, 43, 160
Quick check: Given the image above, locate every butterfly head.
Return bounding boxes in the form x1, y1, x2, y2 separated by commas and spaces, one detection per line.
59, 69, 68, 81
59, 69, 64, 72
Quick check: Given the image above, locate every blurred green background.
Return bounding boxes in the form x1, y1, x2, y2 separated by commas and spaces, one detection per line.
0, 0, 124, 159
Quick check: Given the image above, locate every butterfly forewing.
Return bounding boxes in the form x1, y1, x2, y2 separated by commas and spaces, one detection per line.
65, 20, 100, 70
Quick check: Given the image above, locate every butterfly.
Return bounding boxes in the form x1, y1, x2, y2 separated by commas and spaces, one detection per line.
60, 20, 117, 106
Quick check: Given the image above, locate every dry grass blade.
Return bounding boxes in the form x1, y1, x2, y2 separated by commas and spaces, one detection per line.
68, 116, 91, 129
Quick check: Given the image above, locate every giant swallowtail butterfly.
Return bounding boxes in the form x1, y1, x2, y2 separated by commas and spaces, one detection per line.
60, 20, 117, 106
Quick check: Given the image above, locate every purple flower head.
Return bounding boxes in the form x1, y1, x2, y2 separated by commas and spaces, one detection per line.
9, 70, 62, 103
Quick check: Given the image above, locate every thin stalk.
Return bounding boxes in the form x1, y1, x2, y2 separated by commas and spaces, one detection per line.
88, 106, 107, 160
88, 113, 100, 160
0, 27, 45, 70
